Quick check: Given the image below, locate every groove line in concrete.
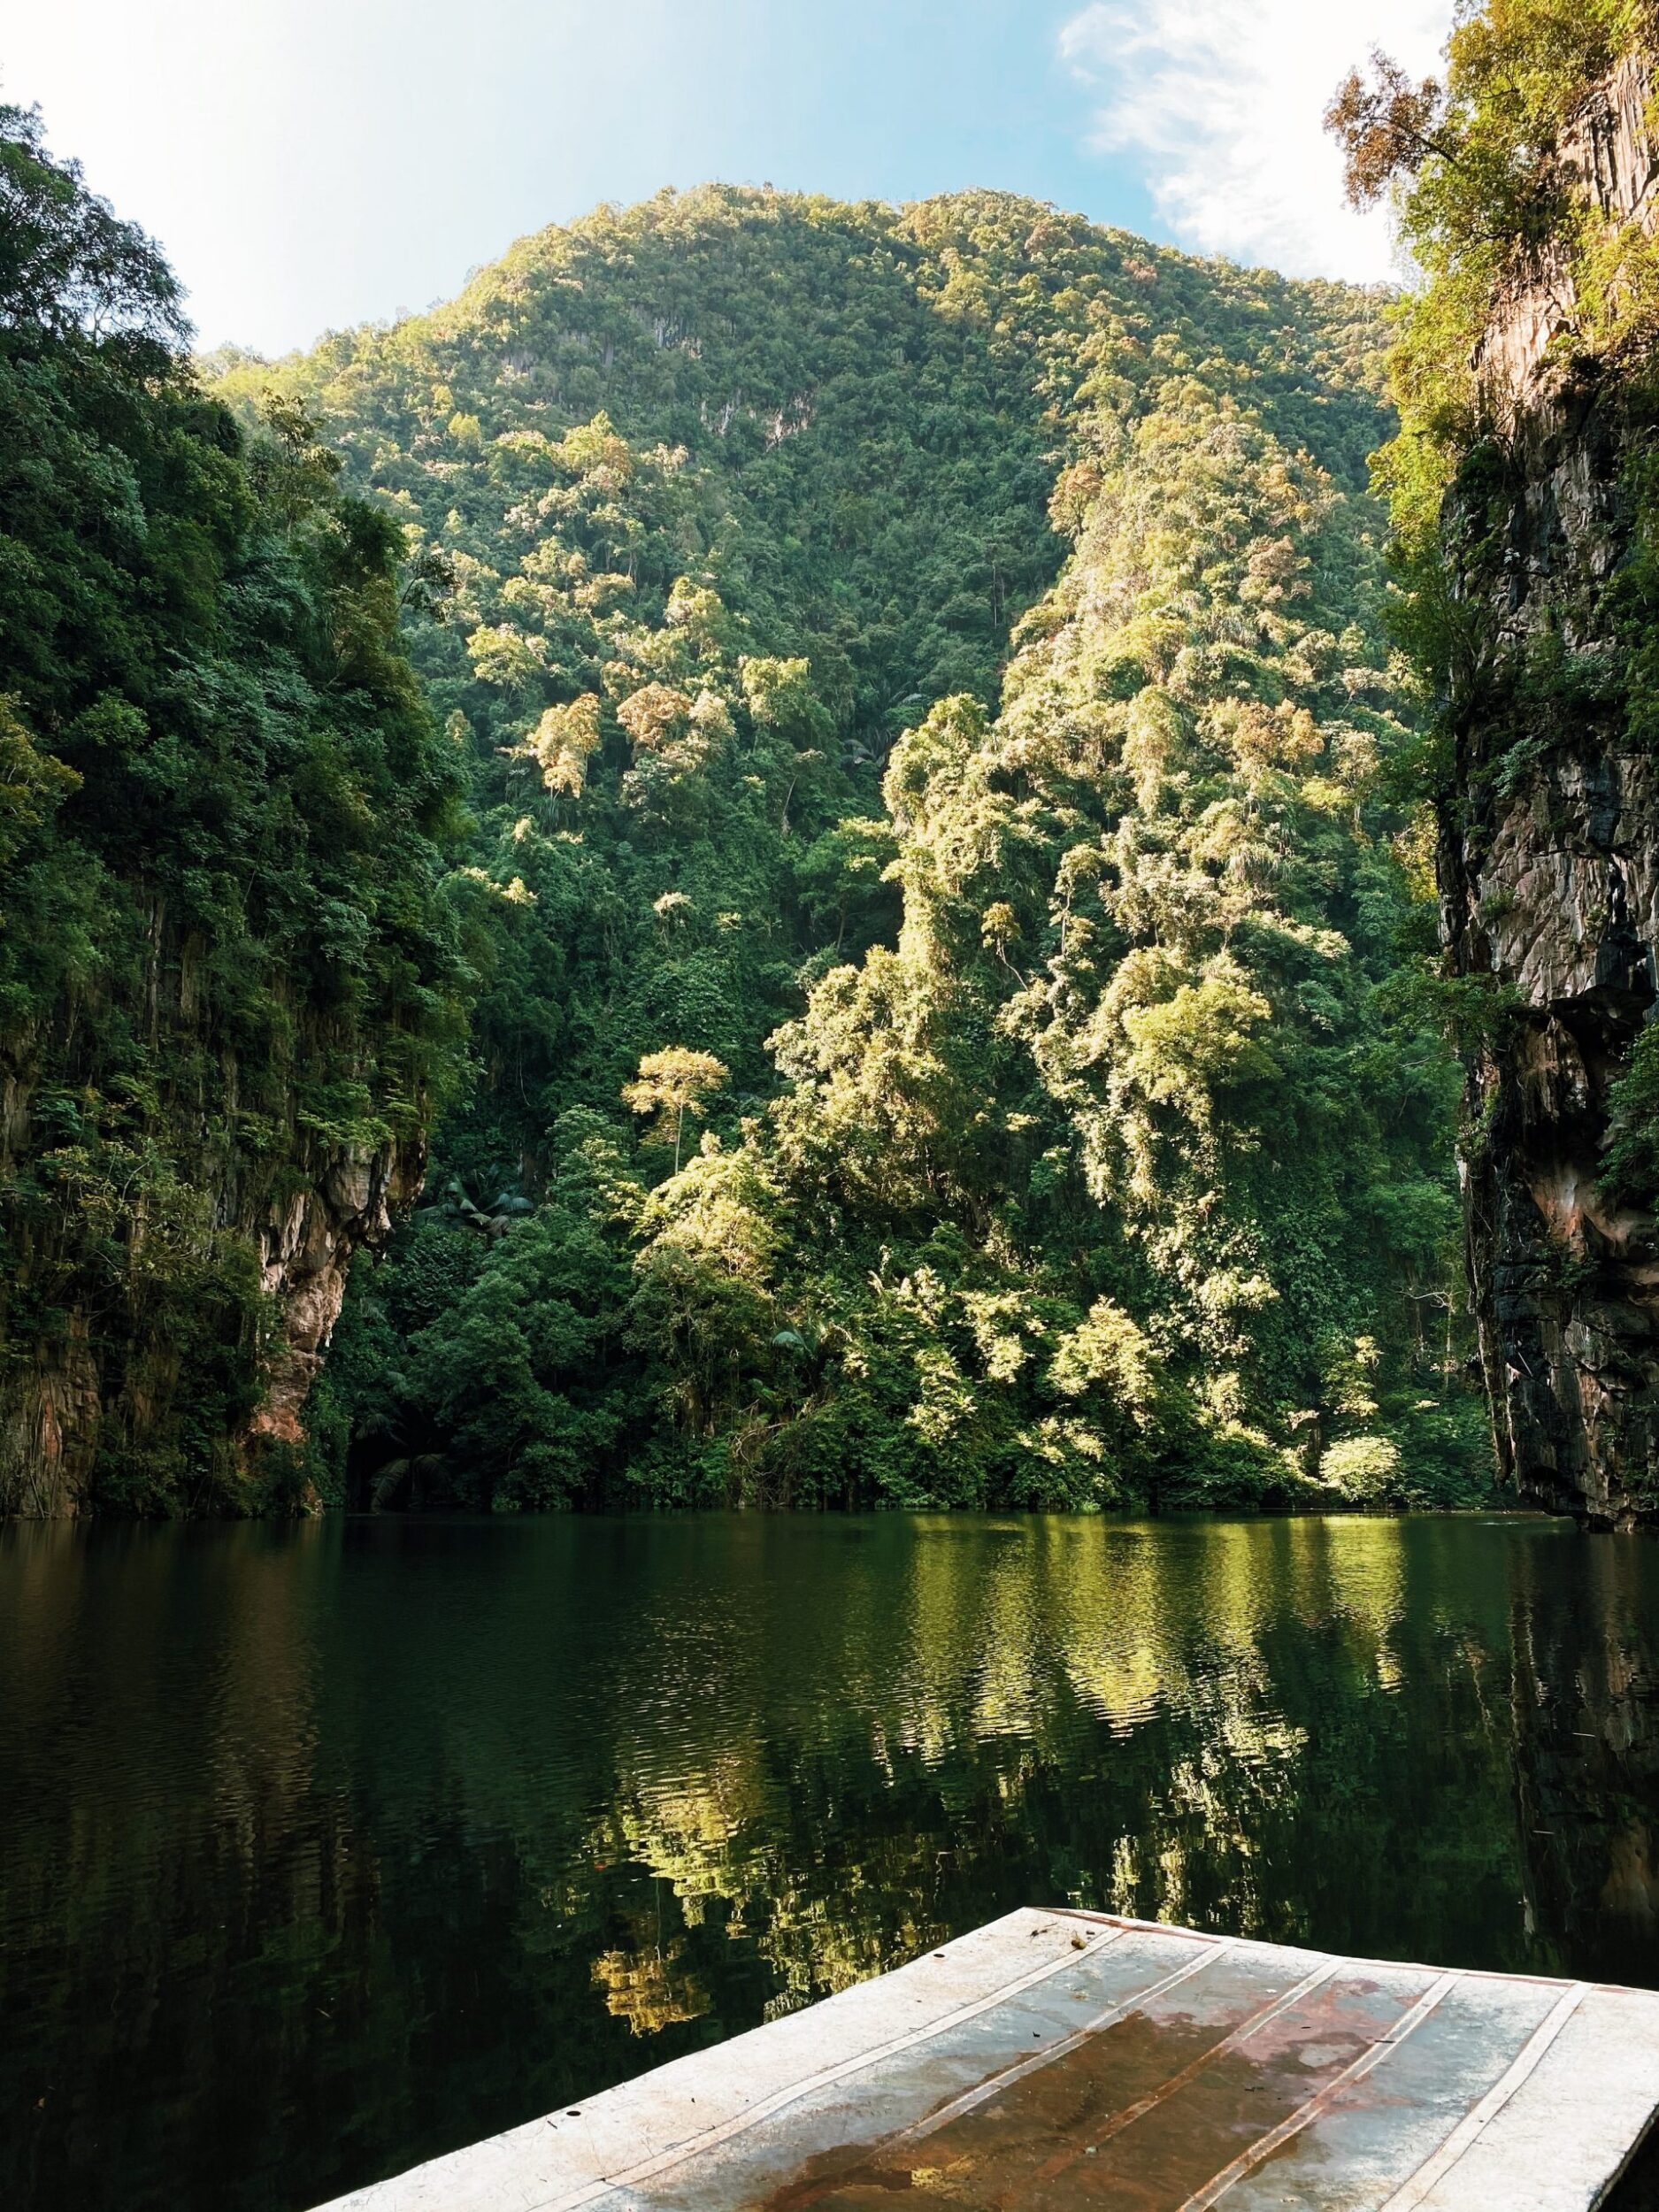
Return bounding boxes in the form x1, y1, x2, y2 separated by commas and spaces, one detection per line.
895, 1938, 1240, 2145
539, 1922, 1160, 2210
1378, 1980, 1589, 2212
1175, 1969, 1463, 2211
1002, 1956, 1348, 2202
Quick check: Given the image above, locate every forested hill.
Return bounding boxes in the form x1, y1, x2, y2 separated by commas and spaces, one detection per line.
0, 107, 466, 1517
219, 188, 1388, 739
206, 184, 1486, 1515
0, 130, 1489, 1514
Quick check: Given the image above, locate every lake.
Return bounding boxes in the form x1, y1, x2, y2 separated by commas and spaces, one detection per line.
3, 1511, 1657, 2211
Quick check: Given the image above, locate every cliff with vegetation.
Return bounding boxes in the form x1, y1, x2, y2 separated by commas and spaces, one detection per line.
214, 185, 1486, 1515
1333, 0, 1659, 1524
2, 100, 1495, 1517
0, 109, 466, 1516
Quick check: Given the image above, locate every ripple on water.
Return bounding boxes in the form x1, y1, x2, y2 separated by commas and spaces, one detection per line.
0, 1509, 1655, 2212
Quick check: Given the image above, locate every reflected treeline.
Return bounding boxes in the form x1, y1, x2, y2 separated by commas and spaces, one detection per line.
2, 1514, 1655, 2212
1504, 1534, 1659, 1976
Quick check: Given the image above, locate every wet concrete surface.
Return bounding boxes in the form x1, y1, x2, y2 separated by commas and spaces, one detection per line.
753, 1969, 1432, 2209
313, 1909, 1659, 2212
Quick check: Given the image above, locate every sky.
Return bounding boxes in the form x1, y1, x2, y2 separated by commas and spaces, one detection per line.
6, 0, 1451, 358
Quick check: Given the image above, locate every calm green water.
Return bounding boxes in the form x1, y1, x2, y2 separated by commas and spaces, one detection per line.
3, 1511, 1657, 2210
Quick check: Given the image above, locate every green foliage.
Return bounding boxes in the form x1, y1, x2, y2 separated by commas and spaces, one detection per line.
239, 184, 1486, 1514
1366, 4, 1659, 1422
1602, 1022, 1659, 1200
1355, 4, 1659, 686
1320, 1432, 1403, 1501
1340, 4, 1653, 473
0, 104, 467, 1512
0, 104, 1492, 1517
622, 1046, 730, 1171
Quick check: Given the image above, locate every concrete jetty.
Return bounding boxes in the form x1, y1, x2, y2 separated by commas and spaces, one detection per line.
315, 1908, 1659, 2210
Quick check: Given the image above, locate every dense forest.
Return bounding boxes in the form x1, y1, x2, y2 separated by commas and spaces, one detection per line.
1, 104, 1492, 1516
0, 105, 466, 1515
217, 188, 1488, 1512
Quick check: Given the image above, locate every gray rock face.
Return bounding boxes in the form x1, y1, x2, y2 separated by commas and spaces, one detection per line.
0, 948, 424, 1518
1443, 58, 1659, 1524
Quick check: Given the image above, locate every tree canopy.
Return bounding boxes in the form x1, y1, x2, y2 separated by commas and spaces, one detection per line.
0, 104, 466, 1512
216, 183, 1487, 1513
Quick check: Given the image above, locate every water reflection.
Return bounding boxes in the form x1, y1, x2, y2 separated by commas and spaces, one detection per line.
2, 1512, 1656, 2211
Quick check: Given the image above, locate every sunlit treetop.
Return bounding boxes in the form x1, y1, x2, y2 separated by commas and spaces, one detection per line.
1327, 0, 1658, 503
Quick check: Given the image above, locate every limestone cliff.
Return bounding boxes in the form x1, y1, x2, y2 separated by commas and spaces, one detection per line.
249, 1144, 425, 1458
1441, 55, 1659, 1525
0, 111, 461, 1520
0, 969, 423, 1518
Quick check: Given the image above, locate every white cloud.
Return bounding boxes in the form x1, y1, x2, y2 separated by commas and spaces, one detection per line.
1059, 0, 1450, 281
